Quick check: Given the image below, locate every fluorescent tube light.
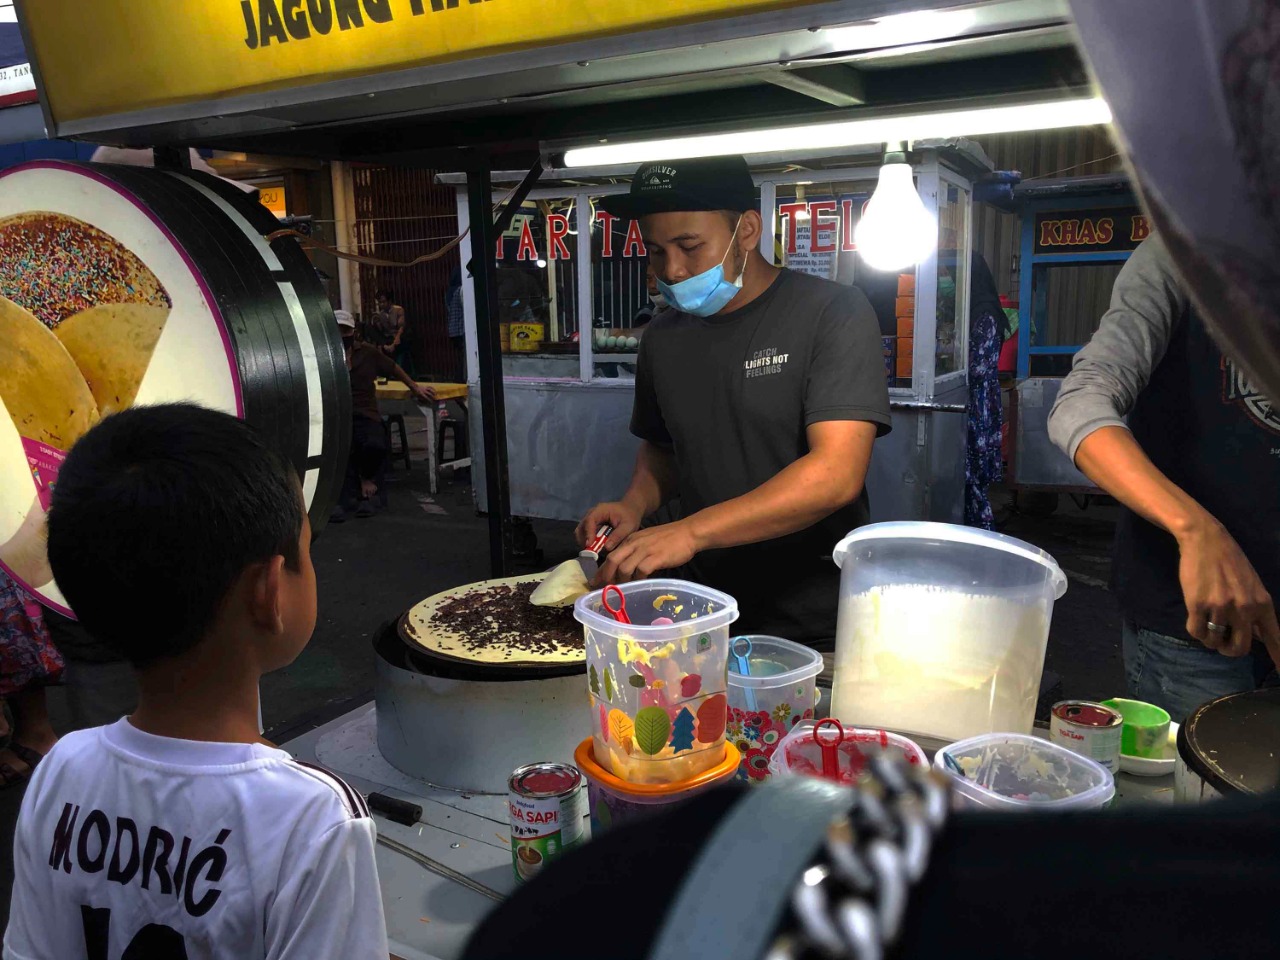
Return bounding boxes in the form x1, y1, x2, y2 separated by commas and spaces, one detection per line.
563, 97, 1112, 167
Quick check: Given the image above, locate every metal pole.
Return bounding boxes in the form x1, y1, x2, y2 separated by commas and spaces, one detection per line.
466, 161, 514, 577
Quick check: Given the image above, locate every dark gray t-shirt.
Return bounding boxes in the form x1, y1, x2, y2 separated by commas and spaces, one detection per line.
631, 268, 891, 643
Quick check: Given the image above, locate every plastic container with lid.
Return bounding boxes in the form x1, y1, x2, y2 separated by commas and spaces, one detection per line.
727, 636, 824, 782
575, 579, 738, 784
934, 733, 1115, 810
768, 719, 926, 784
830, 522, 1067, 743
574, 738, 741, 833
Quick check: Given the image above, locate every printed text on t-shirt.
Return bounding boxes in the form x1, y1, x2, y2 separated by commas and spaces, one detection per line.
49, 802, 231, 918
744, 347, 790, 379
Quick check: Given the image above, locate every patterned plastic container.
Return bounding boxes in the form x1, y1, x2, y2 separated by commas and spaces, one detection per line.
575, 579, 738, 785
726, 635, 824, 782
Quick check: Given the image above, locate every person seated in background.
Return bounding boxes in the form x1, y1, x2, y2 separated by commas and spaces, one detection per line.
368, 289, 407, 363
334, 309, 434, 521
5, 404, 388, 960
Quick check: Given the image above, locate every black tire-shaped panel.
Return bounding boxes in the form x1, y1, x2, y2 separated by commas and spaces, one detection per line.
0, 160, 348, 615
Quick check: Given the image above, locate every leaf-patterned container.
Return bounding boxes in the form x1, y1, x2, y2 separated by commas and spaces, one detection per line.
574, 579, 738, 785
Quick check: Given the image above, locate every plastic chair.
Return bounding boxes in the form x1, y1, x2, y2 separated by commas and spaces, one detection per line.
383, 414, 411, 471
437, 417, 467, 465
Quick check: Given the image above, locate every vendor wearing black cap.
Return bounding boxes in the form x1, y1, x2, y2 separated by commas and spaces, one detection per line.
578, 156, 890, 645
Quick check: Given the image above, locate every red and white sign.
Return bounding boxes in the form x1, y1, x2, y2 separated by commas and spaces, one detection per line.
495, 211, 649, 261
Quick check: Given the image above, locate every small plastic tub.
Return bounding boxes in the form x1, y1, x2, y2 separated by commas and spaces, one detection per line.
935, 733, 1115, 811
574, 738, 741, 834
768, 719, 926, 784
727, 636, 825, 782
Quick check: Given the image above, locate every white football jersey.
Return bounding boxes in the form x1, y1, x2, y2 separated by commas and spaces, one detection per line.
4, 719, 388, 960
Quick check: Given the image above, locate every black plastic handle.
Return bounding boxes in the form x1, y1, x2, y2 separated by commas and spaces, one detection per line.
368, 792, 422, 826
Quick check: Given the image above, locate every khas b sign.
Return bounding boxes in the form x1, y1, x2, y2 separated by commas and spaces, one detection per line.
1033, 206, 1152, 255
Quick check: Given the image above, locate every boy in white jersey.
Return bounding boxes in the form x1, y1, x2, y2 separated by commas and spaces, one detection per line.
4, 404, 389, 960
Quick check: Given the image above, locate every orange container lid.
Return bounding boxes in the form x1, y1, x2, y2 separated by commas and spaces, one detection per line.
574, 738, 741, 797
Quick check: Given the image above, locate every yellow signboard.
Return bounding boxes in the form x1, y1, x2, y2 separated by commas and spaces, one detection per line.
21, 0, 818, 125
257, 184, 288, 217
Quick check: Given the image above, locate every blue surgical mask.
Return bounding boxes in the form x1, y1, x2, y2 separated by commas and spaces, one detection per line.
657, 217, 745, 317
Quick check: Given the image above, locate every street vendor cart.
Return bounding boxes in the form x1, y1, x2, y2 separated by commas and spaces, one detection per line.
10, 2, 1194, 957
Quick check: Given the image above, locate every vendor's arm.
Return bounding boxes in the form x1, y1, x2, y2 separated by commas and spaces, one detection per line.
600, 421, 876, 582
1048, 237, 1278, 660
373, 349, 435, 404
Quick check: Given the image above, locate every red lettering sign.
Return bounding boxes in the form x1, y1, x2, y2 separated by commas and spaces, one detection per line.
595, 210, 617, 258
1078, 219, 1098, 245
1039, 220, 1062, 247
1096, 217, 1114, 244
778, 202, 807, 255
809, 200, 838, 253
516, 220, 538, 261
840, 199, 858, 252
1130, 214, 1150, 242
622, 219, 647, 258
495, 237, 504, 260
547, 213, 571, 260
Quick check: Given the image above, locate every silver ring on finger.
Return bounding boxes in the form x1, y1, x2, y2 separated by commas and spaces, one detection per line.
1206, 620, 1231, 637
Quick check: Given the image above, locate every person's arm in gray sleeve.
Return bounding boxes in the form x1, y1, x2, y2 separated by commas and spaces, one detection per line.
1049, 236, 1280, 664
1046, 235, 1186, 460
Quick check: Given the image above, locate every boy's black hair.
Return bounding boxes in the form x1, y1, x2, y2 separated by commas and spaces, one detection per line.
47, 403, 304, 668
376, 289, 393, 301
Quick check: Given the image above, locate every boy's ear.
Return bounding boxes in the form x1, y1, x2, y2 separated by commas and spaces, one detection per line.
248, 555, 287, 635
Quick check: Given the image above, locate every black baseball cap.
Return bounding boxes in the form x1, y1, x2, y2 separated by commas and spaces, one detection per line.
602, 156, 756, 220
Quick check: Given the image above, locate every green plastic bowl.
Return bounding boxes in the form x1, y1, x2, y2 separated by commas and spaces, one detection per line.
1102, 698, 1171, 760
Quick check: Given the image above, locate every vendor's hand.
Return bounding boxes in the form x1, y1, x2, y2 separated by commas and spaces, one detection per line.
577, 501, 642, 552
411, 383, 436, 404
1177, 520, 1279, 664
595, 521, 698, 586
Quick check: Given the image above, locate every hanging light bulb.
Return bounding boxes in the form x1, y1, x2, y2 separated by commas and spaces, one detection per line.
853, 144, 936, 271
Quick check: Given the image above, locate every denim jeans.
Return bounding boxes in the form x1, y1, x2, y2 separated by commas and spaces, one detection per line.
1122, 620, 1262, 723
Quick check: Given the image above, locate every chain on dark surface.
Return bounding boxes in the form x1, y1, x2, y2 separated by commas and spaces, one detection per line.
765, 758, 951, 960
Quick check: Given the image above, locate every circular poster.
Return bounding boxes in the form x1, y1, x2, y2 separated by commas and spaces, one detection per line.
0, 161, 348, 615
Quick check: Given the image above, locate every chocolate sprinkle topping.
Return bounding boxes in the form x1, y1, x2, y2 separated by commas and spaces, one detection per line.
428, 581, 583, 660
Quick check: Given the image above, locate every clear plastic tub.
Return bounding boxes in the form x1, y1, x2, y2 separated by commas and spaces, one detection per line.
935, 733, 1115, 810
830, 522, 1067, 742
768, 719, 926, 784
574, 579, 738, 784
574, 738, 741, 833
727, 636, 825, 782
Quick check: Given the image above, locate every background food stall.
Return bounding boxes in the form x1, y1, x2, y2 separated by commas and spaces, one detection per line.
1007, 174, 1142, 502
16, 0, 1108, 573
444, 140, 989, 526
